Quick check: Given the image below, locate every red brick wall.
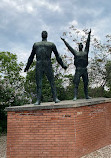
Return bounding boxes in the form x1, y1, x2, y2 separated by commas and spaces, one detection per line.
7, 102, 111, 158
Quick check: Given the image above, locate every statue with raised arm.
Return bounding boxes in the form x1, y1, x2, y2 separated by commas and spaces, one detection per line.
24, 31, 67, 105
61, 29, 91, 100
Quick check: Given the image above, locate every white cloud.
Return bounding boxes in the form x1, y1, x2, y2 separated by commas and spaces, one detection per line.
0, 0, 110, 65
36, 0, 62, 12
26, 4, 34, 13
1, 0, 35, 14
78, 7, 104, 19
68, 20, 78, 27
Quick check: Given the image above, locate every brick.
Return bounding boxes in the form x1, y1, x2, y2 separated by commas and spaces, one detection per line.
6, 99, 111, 158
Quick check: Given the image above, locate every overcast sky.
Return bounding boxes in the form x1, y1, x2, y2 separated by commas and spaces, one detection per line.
0, 0, 111, 64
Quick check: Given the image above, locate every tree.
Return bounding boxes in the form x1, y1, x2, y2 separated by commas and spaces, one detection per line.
88, 35, 111, 95
0, 52, 31, 132
0, 52, 32, 106
105, 60, 111, 89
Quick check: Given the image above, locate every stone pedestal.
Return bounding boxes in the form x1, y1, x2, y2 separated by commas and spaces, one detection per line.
5, 98, 111, 158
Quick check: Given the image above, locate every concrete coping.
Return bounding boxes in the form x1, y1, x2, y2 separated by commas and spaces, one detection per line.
5, 97, 111, 112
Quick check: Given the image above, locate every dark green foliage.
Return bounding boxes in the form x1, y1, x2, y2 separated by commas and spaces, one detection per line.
89, 86, 111, 98
64, 74, 74, 100
105, 60, 111, 89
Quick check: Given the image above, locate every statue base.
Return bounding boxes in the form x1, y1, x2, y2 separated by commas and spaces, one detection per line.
5, 98, 111, 158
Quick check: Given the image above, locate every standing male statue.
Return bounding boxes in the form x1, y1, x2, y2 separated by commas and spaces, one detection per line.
61, 29, 91, 100
24, 31, 67, 105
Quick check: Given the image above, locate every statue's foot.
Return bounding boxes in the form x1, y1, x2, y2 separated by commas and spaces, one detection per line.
34, 100, 40, 105
55, 98, 60, 103
86, 96, 92, 99
73, 97, 77, 101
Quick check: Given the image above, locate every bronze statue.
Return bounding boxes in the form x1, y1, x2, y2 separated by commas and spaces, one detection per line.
61, 29, 91, 100
24, 31, 67, 105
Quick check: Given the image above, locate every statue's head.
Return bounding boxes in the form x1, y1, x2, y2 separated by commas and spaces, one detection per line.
41, 31, 48, 39
79, 43, 83, 51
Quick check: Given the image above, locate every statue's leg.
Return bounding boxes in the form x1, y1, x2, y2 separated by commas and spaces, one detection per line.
73, 70, 80, 101
45, 66, 60, 103
82, 69, 91, 99
35, 67, 43, 105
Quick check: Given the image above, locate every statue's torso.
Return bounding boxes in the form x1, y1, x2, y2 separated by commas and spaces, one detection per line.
74, 51, 88, 68
34, 41, 54, 62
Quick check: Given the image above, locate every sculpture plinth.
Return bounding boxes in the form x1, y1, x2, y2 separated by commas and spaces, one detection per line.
5, 98, 111, 158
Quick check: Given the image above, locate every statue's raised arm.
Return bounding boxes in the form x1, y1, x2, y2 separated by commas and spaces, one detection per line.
84, 29, 91, 53
61, 37, 77, 56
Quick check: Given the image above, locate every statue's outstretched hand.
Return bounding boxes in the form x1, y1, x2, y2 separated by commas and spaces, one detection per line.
63, 64, 68, 70
60, 37, 65, 41
24, 68, 27, 72
89, 29, 91, 34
